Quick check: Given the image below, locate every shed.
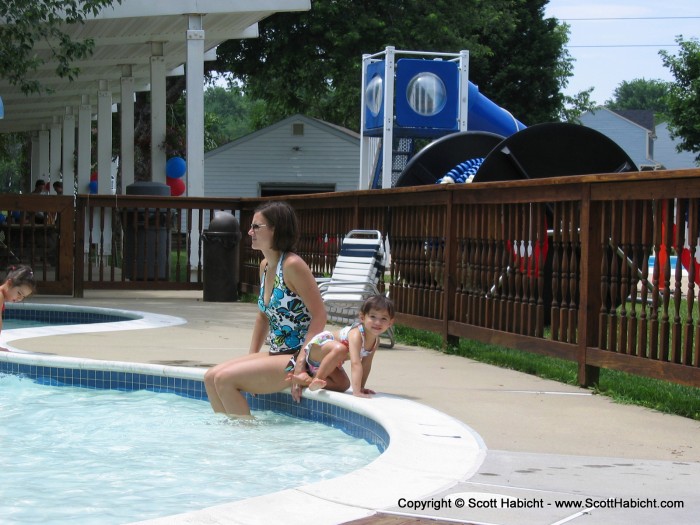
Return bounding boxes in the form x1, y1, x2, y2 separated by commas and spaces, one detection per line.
204, 115, 360, 197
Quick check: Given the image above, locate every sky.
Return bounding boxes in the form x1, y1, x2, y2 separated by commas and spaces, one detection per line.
544, 0, 699, 104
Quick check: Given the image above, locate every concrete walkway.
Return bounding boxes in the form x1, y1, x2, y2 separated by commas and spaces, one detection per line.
8, 290, 700, 524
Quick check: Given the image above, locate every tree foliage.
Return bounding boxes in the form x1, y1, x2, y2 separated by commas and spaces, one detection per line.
0, 0, 120, 94
558, 87, 596, 123
214, 0, 572, 130
660, 37, 700, 163
605, 78, 671, 116
203, 84, 264, 149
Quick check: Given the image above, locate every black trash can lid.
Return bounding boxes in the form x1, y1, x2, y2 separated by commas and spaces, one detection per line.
126, 181, 171, 196
207, 211, 240, 233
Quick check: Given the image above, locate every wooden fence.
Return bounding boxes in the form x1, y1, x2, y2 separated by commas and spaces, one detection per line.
3, 168, 700, 389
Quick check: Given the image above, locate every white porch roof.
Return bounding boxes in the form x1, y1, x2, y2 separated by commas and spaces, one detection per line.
0, 1, 310, 133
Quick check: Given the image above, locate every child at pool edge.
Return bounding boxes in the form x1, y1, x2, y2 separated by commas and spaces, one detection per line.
0, 265, 37, 337
287, 295, 395, 398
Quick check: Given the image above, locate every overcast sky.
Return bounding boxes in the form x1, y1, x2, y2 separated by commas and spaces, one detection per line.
544, 0, 699, 104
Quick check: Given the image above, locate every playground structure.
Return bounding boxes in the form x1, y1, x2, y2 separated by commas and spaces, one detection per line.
359, 47, 638, 189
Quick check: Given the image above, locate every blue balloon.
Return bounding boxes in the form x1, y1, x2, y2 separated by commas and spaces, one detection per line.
166, 157, 187, 179
0, 213, 6, 224
11, 210, 20, 221
88, 180, 98, 194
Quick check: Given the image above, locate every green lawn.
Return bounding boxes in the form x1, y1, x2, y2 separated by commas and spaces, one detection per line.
394, 325, 700, 421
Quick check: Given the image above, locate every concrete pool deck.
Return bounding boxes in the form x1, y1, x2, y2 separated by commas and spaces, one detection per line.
5, 290, 700, 525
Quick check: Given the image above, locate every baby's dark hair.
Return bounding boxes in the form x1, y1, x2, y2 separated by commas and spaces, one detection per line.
360, 295, 395, 318
5, 265, 37, 293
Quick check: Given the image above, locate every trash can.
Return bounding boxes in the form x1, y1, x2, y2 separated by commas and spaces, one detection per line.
123, 181, 171, 280
202, 211, 241, 301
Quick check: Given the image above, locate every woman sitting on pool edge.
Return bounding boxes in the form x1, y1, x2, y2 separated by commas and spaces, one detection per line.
203, 201, 349, 416
0, 265, 37, 337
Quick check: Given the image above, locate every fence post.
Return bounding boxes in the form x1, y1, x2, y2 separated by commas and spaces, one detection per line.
74, 197, 86, 298
443, 189, 459, 348
577, 185, 601, 386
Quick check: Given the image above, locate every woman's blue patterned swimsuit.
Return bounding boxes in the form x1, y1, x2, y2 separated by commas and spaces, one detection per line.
258, 252, 311, 355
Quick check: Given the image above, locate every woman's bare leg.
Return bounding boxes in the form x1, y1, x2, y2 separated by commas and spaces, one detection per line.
204, 352, 272, 414
209, 353, 292, 416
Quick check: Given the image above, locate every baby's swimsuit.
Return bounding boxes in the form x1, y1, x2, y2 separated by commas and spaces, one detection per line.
302, 322, 377, 374
258, 252, 311, 355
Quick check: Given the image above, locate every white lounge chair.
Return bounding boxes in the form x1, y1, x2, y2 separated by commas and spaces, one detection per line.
317, 230, 394, 348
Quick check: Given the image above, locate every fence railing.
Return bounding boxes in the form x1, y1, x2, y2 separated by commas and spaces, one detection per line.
4, 168, 700, 390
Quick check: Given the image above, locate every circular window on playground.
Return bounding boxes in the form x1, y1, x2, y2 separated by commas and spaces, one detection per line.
406, 72, 447, 116
365, 75, 383, 117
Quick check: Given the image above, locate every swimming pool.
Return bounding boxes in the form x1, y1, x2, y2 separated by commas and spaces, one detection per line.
0, 302, 485, 525
0, 374, 381, 524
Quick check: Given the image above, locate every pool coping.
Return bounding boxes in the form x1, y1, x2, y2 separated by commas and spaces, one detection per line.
0, 305, 487, 525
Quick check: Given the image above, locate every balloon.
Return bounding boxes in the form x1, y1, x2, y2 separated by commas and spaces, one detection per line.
88, 180, 98, 194
166, 157, 187, 179
90, 171, 98, 182
0, 213, 6, 224
166, 176, 186, 196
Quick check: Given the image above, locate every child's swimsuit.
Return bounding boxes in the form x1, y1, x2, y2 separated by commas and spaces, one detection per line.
300, 322, 377, 375
258, 252, 311, 355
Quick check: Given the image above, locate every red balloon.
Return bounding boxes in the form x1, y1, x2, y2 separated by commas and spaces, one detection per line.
166, 176, 186, 196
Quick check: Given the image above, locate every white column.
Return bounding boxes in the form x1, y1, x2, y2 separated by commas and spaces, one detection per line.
120, 66, 135, 192
50, 116, 62, 185
30, 132, 40, 186
38, 127, 50, 184
186, 15, 205, 272
97, 80, 113, 258
77, 94, 92, 194
97, 79, 112, 195
150, 42, 166, 184
186, 15, 204, 197
62, 107, 76, 195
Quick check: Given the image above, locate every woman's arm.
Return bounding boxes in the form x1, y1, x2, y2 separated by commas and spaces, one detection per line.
248, 259, 269, 354
248, 312, 269, 354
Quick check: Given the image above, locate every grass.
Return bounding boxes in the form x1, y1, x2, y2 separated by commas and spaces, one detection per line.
394, 325, 700, 421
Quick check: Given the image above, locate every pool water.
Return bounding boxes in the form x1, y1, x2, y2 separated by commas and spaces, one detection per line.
0, 374, 381, 524
3, 318, 74, 329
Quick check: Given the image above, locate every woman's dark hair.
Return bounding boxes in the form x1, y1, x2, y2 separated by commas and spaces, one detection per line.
255, 201, 299, 252
5, 264, 37, 293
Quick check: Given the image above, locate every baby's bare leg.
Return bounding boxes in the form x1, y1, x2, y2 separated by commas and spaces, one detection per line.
312, 342, 348, 383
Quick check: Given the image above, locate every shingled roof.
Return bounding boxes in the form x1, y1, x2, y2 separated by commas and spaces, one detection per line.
610, 109, 655, 131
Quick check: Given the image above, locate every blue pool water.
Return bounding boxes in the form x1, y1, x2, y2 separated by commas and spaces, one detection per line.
0, 373, 381, 524
3, 304, 139, 330
3, 318, 74, 329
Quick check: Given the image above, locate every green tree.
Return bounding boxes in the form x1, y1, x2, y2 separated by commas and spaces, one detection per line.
605, 78, 671, 116
660, 36, 700, 164
0, 0, 120, 94
203, 84, 263, 149
558, 87, 596, 123
214, 0, 572, 130
0, 133, 28, 192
